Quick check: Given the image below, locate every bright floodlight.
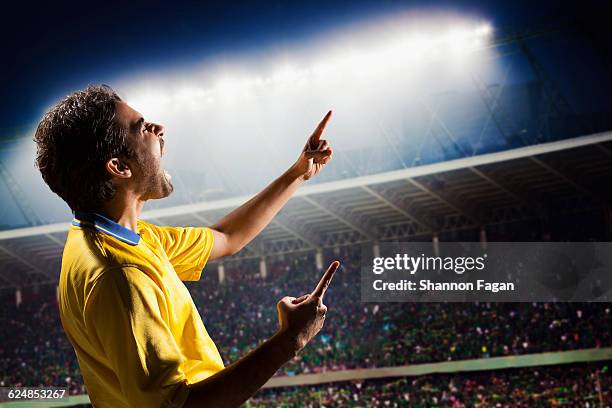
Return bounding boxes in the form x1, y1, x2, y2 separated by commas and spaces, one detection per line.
129, 19, 494, 109
113, 14, 496, 191
120, 17, 493, 115
246, 21, 494, 88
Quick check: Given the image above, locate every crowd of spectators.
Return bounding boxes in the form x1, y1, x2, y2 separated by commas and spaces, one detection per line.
247, 363, 611, 407
194, 245, 611, 375
0, 241, 610, 397
0, 287, 84, 395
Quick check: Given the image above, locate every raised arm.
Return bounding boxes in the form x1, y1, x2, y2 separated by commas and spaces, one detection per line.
208, 111, 333, 260
183, 261, 340, 408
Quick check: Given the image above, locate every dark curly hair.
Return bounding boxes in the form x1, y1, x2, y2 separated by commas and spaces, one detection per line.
34, 85, 135, 212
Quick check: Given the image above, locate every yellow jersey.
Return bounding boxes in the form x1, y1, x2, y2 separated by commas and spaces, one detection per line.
58, 211, 224, 408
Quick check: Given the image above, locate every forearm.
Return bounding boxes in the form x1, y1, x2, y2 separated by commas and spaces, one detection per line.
212, 164, 304, 255
183, 331, 295, 408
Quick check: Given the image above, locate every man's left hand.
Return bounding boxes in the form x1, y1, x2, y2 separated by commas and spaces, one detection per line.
292, 111, 333, 181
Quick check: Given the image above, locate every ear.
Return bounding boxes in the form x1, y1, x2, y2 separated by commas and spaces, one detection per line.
105, 158, 132, 179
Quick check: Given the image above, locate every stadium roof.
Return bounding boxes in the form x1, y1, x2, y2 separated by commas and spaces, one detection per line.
1, 131, 611, 288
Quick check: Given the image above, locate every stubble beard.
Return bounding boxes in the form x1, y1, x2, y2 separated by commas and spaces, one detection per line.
137, 154, 174, 200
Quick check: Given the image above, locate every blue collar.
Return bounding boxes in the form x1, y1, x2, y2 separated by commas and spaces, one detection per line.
72, 211, 141, 246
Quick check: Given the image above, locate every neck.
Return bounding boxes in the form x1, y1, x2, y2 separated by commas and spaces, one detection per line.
98, 191, 145, 233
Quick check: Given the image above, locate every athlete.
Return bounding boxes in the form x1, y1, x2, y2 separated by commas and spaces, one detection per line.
34, 85, 339, 407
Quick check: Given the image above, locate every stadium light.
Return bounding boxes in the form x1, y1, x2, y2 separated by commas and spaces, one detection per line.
113, 14, 496, 179
149, 20, 494, 105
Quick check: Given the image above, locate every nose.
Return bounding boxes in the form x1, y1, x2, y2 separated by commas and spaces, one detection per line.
151, 122, 164, 138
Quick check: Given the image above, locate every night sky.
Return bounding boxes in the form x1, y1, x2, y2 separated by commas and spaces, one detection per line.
2, 0, 609, 136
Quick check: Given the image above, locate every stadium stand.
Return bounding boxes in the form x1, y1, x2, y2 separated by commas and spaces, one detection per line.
1, 132, 612, 289
247, 362, 611, 407
1, 131, 611, 405
1, 236, 610, 397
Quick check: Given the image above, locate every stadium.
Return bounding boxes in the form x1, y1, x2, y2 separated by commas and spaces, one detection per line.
1, 1, 611, 407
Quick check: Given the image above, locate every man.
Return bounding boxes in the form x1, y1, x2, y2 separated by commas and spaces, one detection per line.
34, 85, 340, 407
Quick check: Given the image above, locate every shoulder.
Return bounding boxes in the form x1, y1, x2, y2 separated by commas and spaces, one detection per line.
63, 225, 135, 272
137, 219, 166, 244
85, 265, 164, 311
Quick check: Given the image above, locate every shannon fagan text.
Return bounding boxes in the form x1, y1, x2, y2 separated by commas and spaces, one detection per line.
372, 279, 515, 293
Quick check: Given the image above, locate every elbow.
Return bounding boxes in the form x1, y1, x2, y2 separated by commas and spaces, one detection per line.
223, 245, 241, 257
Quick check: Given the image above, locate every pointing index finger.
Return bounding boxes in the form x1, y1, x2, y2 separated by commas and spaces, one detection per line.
309, 110, 332, 150
311, 260, 340, 299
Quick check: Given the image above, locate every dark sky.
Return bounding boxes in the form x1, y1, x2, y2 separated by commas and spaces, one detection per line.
1, 0, 609, 134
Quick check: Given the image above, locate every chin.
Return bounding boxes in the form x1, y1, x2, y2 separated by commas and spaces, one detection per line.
162, 178, 174, 196
156, 182, 174, 199
143, 178, 174, 200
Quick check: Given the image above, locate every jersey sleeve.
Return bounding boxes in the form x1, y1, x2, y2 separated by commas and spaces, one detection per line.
145, 223, 215, 281
84, 266, 191, 408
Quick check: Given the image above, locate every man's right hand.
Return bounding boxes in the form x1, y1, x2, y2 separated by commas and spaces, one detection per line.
276, 260, 340, 355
